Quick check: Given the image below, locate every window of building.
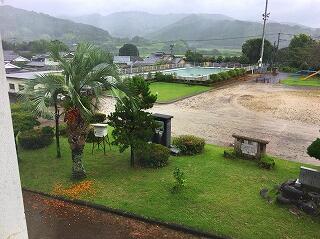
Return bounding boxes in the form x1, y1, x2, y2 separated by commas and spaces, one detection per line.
9, 83, 15, 90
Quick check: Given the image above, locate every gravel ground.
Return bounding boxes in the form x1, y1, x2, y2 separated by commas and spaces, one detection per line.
100, 78, 320, 165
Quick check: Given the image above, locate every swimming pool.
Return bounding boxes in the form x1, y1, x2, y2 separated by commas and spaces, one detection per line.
163, 67, 228, 78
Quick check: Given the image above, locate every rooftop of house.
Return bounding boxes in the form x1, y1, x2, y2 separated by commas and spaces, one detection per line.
5, 63, 20, 70
3, 50, 20, 62
6, 70, 62, 80
26, 61, 46, 67
113, 56, 143, 64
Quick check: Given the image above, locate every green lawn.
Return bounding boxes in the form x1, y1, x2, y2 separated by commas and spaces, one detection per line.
149, 82, 211, 103
19, 138, 320, 239
281, 76, 320, 87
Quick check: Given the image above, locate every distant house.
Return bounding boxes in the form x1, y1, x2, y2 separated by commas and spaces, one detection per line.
133, 52, 185, 67
25, 54, 59, 70
113, 56, 143, 67
5, 63, 21, 74
6, 70, 61, 94
4, 50, 30, 64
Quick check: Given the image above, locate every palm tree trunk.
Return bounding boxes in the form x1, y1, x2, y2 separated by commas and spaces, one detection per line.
66, 109, 87, 179
54, 101, 61, 158
69, 131, 86, 179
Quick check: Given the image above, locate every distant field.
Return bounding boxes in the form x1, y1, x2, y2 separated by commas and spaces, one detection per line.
281, 77, 320, 87
149, 82, 211, 103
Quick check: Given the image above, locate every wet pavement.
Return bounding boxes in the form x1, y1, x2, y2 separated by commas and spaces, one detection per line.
23, 191, 207, 239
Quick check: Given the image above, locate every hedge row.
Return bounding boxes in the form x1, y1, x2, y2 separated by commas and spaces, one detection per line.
152, 68, 247, 86
209, 68, 246, 83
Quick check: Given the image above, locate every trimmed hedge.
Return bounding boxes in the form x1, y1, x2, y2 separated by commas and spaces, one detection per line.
209, 73, 222, 83
173, 135, 205, 155
18, 127, 54, 150
138, 143, 170, 168
154, 72, 174, 82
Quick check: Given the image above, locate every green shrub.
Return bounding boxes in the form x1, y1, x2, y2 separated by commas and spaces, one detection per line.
258, 155, 275, 169
228, 69, 236, 78
218, 71, 230, 81
90, 112, 107, 123
173, 135, 205, 155
171, 167, 186, 193
307, 138, 320, 160
238, 68, 246, 76
18, 128, 54, 150
41, 126, 54, 136
11, 111, 40, 136
209, 74, 222, 83
154, 72, 174, 82
137, 143, 170, 168
234, 68, 241, 77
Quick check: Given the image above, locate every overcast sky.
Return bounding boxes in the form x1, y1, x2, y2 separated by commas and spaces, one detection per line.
4, 0, 320, 28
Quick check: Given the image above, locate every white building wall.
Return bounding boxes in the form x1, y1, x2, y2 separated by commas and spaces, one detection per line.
0, 37, 29, 238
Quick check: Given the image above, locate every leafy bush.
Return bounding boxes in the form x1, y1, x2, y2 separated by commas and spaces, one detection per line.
154, 72, 174, 82
41, 126, 54, 136
239, 68, 247, 76
234, 68, 241, 77
90, 112, 107, 123
258, 155, 275, 169
218, 71, 230, 81
228, 69, 237, 78
18, 128, 54, 149
209, 74, 222, 83
137, 143, 170, 168
11, 112, 40, 135
173, 135, 205, 155
307, 138, 320, 160
171, 167, 186, 193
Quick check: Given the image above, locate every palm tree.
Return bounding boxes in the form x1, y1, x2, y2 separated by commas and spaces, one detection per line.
24, 43, 123, 179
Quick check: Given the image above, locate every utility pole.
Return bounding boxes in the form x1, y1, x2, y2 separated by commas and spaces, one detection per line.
258, 0, 270, 67
170, 44, 174, 57
276, 32, 281, 50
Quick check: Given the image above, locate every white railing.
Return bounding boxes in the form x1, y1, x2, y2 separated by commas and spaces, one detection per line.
120, 63, 258, 77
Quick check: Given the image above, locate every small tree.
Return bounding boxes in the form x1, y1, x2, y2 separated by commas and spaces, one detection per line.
108, 76, 157, 167
242, 38, 274, 64
307, 138, 320, 161
119, 43, 139, 56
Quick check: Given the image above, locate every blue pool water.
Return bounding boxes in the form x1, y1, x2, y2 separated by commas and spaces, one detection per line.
163, 67, 228, 77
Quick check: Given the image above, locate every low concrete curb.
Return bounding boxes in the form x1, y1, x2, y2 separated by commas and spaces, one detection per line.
23, 188, 230, 239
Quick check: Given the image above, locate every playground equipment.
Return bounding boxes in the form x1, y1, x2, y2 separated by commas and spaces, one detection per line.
303, 69, 320, 80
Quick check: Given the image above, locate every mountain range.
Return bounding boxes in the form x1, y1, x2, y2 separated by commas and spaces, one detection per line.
0, 5, 112, 44
65, 11, 320, 49
1, 5, 320, 51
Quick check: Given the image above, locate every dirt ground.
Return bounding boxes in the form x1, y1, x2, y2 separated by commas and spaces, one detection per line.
24, 191, 208, 239
100, 78, 320, 165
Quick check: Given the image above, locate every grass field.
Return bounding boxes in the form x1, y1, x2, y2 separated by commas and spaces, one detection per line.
149, 82, 211, 103
19, 138, 320, 239
281, 76, 320, 87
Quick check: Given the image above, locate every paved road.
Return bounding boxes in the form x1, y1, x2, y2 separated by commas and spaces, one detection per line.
23, 191, 207, 239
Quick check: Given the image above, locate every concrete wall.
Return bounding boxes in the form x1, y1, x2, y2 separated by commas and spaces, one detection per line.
7, 78, 26, 93
0, 37, 29, 238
